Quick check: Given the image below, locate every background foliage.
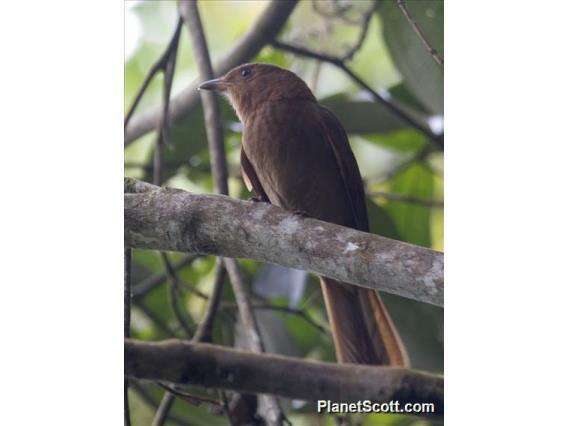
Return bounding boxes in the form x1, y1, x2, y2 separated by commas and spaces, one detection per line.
125, 1, 443, 425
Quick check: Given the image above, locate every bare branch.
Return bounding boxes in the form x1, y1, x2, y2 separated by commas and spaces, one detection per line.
134, 300, 177, 337
125, 18, 183, 131
161, 253, 194, 337
151, 393, 175, 426
223, 259, 265, 354
131, 382, 193, 426
396, 0, 444, 67
193, 259, 226, 343
223, 258, 285, 424
124, 179, 443, 307
125, 339, 444, 418
270, 40, 443, 150
248, 304, 329, 335
180, 0, 228, 195
132, 255, 200, 299
125, 0, 299, 145
340, 4, 375, 62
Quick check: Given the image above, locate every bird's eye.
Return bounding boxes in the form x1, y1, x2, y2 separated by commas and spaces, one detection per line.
241, 68, 252, 78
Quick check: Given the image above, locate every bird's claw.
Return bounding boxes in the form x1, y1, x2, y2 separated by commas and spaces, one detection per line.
248, 195, 266, 203
292, 209, 310, 218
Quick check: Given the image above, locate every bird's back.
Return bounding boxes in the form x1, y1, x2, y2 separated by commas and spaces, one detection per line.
242, 99, 357, 229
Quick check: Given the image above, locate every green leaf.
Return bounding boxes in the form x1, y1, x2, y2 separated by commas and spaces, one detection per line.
321, 93, 427, 135
384, 163, 433, 247
366, 198, 401, 240
378, 1, 443, 114
388, 82, 430, 114
365, 128, 428, 153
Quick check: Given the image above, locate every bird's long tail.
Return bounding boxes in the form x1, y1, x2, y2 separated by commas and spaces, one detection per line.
320, 277, 410, 367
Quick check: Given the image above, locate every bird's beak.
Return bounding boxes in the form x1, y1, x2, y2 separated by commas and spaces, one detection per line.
198, 78, 227, 92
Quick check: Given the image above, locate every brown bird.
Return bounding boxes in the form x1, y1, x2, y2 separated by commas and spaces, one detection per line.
199, 63, 409, 367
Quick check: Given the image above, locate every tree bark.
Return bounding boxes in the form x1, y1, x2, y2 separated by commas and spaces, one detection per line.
124, 178, 443, 307
126, 339, 443, 417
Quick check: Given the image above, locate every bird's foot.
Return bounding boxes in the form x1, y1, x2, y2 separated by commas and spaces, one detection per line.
292, 209, 310, 218
248, 195, 266, 203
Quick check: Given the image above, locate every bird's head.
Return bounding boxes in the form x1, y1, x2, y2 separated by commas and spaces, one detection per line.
198, 63, 316, 123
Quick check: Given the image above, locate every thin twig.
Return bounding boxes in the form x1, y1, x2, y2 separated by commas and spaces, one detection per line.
152, 17, 183, 185
159, 22, 181, 149
134, 300, 177, 337
157, 383, 222, 407
270, 40, 444, 150
368, 191, 444, 209
370, 144, 434, 184
161, 253, 194, 337
311, 0, 361, 25
152, 392, 176, 426
193, 259, 226, 342
181, 0, 228, 195
253, 304, 330, 335
153, 252, 200, 426
340, 4, 375, 62
125, 0, 298, 145
132, 255, 200, 299
223, 259, 284, 426
220, 391, 237, 426
396, 0, 444, 67
147, 17, 188, 425
124, 17, 183, 131
222, 302, 329, 335
131, 382, 193, 426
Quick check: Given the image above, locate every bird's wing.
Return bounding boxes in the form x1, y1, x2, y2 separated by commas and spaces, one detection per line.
240, 147, 269, 202
316, 105, 369, 232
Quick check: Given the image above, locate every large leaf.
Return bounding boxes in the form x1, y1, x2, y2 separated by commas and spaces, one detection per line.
378, 0, 444, 114
388, 82, 430, 114
322, 94, 408, 134
321, 93, 428, 135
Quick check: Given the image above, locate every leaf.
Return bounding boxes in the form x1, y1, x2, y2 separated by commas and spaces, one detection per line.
388, 82, 430, 114
321, 93, 426, 135
366, 198, 401, 240
384, 163, 433, 247
365, 128, 428, 153
378, 1, 444, 114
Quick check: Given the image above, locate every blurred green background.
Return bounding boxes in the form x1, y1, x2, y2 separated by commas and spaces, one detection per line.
125, 1, 443, 425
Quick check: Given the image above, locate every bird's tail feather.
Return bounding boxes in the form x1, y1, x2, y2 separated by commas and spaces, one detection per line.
320, 277, 410, 367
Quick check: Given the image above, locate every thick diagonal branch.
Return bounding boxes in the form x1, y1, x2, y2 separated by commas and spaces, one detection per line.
125, 339, 444, 417
124, 178, 443, 307
125, 0, 298, 145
